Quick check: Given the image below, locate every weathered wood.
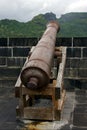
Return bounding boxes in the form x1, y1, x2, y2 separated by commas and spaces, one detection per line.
54, 90, 66, 120
15, 76, 22, 97
56, 47, 67, 98
58, 90, 66, 110
16, 106, 21, 117
15, 86, 20, 98
15, 76, 21, 88
24, 107, 54, 120
21, 84, 53, 96
54, 110, 61, 120
15, 47, 67, 121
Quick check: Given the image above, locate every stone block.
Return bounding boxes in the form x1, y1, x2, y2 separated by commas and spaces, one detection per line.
64, 77, 84, 90
80, 81, 87, 89
67, 48, 73, 57
0, 67, 21, 78
56, 38, 72, 46
78, 69, 87, 77
74, 106, 87, 114
13, 47, 30, 57
64, 68, 70, 77
75, 80, 87, 89
77, 59, 87, 68
73, 48, 81, 57
9, 38, 38, 46
0, 79, 16, 88
75, 89, 86, 95
60, 124, 71, 130
83, 47, 87, 57
64, 79, 75, 90
64, 68, 78, 78
64, 79, 87, 90
73, 113, 87, 126
65, 58, 71, 68
7, 57, 26, 67
0, 38, 7, 46
0, 58, 6, 66
0, 47, 11, 57
73, 37, 87, 47
72, 126, 87, 130
70, 58, 80, 68
67, 48, 81, 58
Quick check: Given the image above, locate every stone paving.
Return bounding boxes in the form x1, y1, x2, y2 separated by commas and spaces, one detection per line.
0, 86, 18, 130
0, 82, 87, 130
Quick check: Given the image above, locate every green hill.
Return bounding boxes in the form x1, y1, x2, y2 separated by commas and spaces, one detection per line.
58, 12, 87, 37
0, 12, 87, 37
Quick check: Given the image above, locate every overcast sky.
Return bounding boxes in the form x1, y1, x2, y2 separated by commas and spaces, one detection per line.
0, 0, 87, 22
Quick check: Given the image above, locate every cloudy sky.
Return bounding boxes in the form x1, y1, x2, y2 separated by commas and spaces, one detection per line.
0, 0, 87, 22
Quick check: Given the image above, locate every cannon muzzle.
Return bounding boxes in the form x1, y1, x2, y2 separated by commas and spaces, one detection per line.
20, 21, 60, 90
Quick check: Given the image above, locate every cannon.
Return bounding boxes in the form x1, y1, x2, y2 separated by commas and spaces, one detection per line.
15, 21, 67, 121
20, 21, 60, 90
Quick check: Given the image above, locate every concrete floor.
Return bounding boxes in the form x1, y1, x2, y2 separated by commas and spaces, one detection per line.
0, 83, 87, 130
0, 86, 18, 130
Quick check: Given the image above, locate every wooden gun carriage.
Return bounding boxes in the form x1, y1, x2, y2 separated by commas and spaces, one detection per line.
15, 21, 67, 121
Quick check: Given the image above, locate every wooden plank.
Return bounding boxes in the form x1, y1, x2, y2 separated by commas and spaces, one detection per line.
55, 47, 67, 98
54, 110, 61, 120
16, 106, 21, 117
24, 107, 54, 120
56, 47, 67, 88
15, 86, 21, 98
54, 89, 66, 110
21, 84, 53, 96
15, 76, 21, 88
54, 90, 66, 120
58, 90, 66, 110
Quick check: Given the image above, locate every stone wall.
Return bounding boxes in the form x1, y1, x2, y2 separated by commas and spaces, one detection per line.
56, 37, 87, 89
0, 38, 38, 87
0, 37, 87, 88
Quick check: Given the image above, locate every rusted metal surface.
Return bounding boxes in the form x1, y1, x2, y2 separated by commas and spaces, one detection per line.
20, 21, 60, 90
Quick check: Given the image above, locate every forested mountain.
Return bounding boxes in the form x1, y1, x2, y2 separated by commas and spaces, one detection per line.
58, 12, 87, 37
0, 12, 87, 37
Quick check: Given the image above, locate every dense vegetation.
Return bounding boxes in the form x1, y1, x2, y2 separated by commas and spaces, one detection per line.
58, 12, 87, 37
0, 12, 87, 37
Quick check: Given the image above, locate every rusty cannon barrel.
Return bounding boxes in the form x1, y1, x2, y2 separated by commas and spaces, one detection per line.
20, 21, 60, 90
